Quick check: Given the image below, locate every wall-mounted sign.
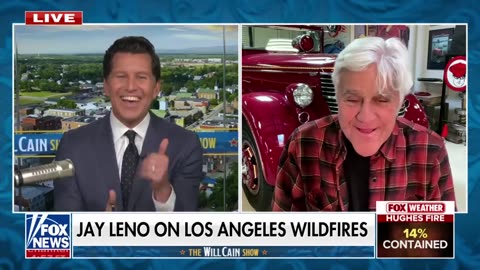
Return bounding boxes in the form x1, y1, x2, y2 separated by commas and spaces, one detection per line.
14, 131, 238, 156
444, 56, 467, 92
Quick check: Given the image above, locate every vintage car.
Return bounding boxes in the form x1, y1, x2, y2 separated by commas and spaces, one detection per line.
242, 25, 428, 211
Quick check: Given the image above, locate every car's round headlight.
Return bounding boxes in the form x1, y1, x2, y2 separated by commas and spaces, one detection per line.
293, 84, 313, 108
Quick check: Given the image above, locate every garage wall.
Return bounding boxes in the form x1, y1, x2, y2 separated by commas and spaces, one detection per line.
411, 24, 457, 92
410, 24, 463, 123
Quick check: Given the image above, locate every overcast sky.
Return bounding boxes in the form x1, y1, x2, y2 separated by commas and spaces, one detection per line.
15, 24, 238, 54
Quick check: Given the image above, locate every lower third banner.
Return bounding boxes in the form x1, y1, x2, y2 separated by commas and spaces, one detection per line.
69, 213, 375, 258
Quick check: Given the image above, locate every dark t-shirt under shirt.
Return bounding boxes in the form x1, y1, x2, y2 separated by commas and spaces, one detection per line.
343, 139, 370, 211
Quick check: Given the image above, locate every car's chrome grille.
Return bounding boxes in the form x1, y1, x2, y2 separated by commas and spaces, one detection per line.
319, 72, 407, 116
320, 72, 337, 114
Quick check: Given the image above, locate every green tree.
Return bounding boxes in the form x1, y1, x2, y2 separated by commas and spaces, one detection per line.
38, 64, 59, 80
185, 81, 196, 92
56, 99, 77, 109
38, 80, 63, 92
226, 72, 238, 86
63, 65, 79, 82
161, 84, 174, 96
19, 64, 27, 74
209, 161, 238, 211
19, 80, 33, 92
218, 89, 232, 102
78, 63, 102, 81
198, 191, 208, 209
209, 99, 219, 106
228, 93, 238, 103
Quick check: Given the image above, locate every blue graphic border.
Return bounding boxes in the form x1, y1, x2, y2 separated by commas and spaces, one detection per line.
73, 246, 374, 258
1, 1, 479, 270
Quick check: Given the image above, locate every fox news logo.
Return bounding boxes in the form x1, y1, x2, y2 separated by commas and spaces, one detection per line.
25, 214, 71, 258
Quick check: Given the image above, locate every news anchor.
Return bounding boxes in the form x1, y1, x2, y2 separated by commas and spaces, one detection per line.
273, 37, 456, 211
54, 36, 204, 211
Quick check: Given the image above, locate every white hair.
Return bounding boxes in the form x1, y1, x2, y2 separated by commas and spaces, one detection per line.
332, 37, 413, 102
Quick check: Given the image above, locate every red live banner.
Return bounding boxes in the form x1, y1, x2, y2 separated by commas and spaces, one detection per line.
25, 11, 83, 25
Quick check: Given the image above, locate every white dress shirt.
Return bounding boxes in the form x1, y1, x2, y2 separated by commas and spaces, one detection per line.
110, 112, 176, 211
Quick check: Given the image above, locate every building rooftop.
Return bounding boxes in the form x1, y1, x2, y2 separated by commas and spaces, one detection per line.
40, 115, 62, 121
63, 115, 97, 123
46, 108, 84, 113
175, 92, 195, 98
169, 109, 200, 117
177, 97, 209, 103
151, 110, 167, 118
197, 88, 216, 94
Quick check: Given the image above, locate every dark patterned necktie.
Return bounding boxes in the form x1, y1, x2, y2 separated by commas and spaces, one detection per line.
121, 130, 139, 210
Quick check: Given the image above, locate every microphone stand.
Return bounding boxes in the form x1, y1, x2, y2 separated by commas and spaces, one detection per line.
14, 165, 23, 211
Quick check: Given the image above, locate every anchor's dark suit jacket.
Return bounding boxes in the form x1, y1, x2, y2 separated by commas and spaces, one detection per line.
53, 112, 204, 211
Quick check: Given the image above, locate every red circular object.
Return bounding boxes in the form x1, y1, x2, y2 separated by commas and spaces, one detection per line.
444, 56, 467, 92
299, 35, 314, 52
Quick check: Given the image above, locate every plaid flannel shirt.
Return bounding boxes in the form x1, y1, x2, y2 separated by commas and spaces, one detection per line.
273, 115, 456, 211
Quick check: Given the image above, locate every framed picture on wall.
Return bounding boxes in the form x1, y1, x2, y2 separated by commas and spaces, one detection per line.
427, 28, 454, 70
354, 25, 367, 39
366, 25, 379, 37
366, 25, 410, 47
